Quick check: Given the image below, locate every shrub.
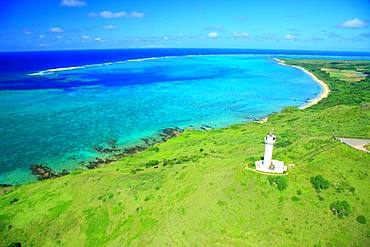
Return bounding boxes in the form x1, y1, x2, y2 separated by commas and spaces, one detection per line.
131, 168, 144, 174
145, 160, 159, 168
247, 162, 256, 168
148, 146, 160, 152
163, 159, 175, 166
8, 243, 21, 247
275, 139, 293, 148
268, 176, 288, 191
291, 196, 300, 202
297, 190, 302, 195
71, 170, 82, 175
310, 175, 330, 192
330, 201, 352, 219
162, 155, 198, 167
317, 195, 324, 201
356, 215, 366, 224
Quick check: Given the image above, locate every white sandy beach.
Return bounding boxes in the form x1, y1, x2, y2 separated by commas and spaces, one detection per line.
273, 58, 330, 109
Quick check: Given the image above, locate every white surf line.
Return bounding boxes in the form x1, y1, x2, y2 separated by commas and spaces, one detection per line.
27, 54, 284, 77
28, 56, 187, 76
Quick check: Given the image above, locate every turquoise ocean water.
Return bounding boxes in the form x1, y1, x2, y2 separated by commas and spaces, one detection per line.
0, 54, 324, 184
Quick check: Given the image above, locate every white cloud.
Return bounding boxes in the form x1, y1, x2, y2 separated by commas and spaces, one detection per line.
101, 10, 126, 18
208, 32, 218, 38
60, 0, 86, 7
338, 18, 368, 28
24, 30, 32, 35
39, 44, 47, 47
285, 34, 296, 40
50, 27, 64, 33
104, 24, 116, 30
57, 35, 63, 39
95, 37, 104, 42
81, 35, 91, 40
129, 11, 144, 18
89, 10, 144, 19
39, 35, 45, 39
163, 36, 169, 40
233, 32, 249, 38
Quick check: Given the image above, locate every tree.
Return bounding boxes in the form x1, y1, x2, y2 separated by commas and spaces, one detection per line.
145, 160, 159, 168
356, 215, 367, 224
268, 176, 288, 191
330, 201, 351, 219
310, 175, 330, 192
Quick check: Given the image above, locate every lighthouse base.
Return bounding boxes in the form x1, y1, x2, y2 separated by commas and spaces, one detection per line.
255, 160, 287, 173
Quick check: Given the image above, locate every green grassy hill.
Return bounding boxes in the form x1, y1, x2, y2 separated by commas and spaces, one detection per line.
1, 59, 369, 246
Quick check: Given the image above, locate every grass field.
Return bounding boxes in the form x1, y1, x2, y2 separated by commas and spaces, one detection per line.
321, 68, 367, 82
0, 59, 369, 246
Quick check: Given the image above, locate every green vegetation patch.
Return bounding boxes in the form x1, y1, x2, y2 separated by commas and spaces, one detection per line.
364, 143, 370, 151
330, 201, 352, 219
268, 176, 288, 191
145, 160, 160, 168
291, 196, 300, 202
356, 215, 367, 224
310, 175, 330, 192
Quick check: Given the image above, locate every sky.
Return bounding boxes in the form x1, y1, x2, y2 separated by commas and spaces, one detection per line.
0, 0, 369, 51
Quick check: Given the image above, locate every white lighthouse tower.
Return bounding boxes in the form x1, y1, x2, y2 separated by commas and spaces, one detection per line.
255, 132, 287, 173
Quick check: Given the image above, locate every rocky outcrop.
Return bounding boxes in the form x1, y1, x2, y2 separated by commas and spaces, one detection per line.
113, 146, 147, 159
30, 164, 57, 180
86, 158, 115, 169
30, 165, 70, 180
93, 139, 120, 154
159, 127, 183, 141
87, 128, 183, 170
0, 184, 12, 187
93, 145, 120, 154
142, 138, 156, 146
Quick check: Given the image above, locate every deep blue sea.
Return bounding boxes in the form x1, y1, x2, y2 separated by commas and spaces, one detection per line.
1, 49, 370, 184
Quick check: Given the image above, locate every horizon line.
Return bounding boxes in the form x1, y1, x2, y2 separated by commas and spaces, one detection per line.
1, 47, 370, 54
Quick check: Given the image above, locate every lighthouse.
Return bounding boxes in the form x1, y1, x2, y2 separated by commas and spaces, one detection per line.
255, 132, 287, 173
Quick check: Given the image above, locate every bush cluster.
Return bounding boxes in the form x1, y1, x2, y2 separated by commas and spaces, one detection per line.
268, 176, 288, 191
330, 200, 352, 219
163, 155, 198, 166
145, 160, 159, 168
291, 196, 300, 202
310, 175, 330, 192
148, 146, 160, 152
356, 215, 366, 224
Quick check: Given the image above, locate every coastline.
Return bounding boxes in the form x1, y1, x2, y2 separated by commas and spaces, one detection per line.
3, 58, 369, 245
273, 58, 330, 109
1, 56, 331, 185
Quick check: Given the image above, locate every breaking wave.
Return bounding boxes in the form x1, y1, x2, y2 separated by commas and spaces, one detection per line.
27, 55, 204, 76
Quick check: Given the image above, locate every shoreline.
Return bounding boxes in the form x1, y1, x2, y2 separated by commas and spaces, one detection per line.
2, 58, 331, 185
273, 58, 330, 109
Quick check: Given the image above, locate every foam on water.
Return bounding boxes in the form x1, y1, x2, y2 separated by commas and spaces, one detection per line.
28, 55, 186, 76
27, 53, 370, 77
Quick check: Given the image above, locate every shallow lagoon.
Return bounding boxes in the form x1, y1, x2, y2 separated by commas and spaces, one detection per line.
0, 55, 321, 184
